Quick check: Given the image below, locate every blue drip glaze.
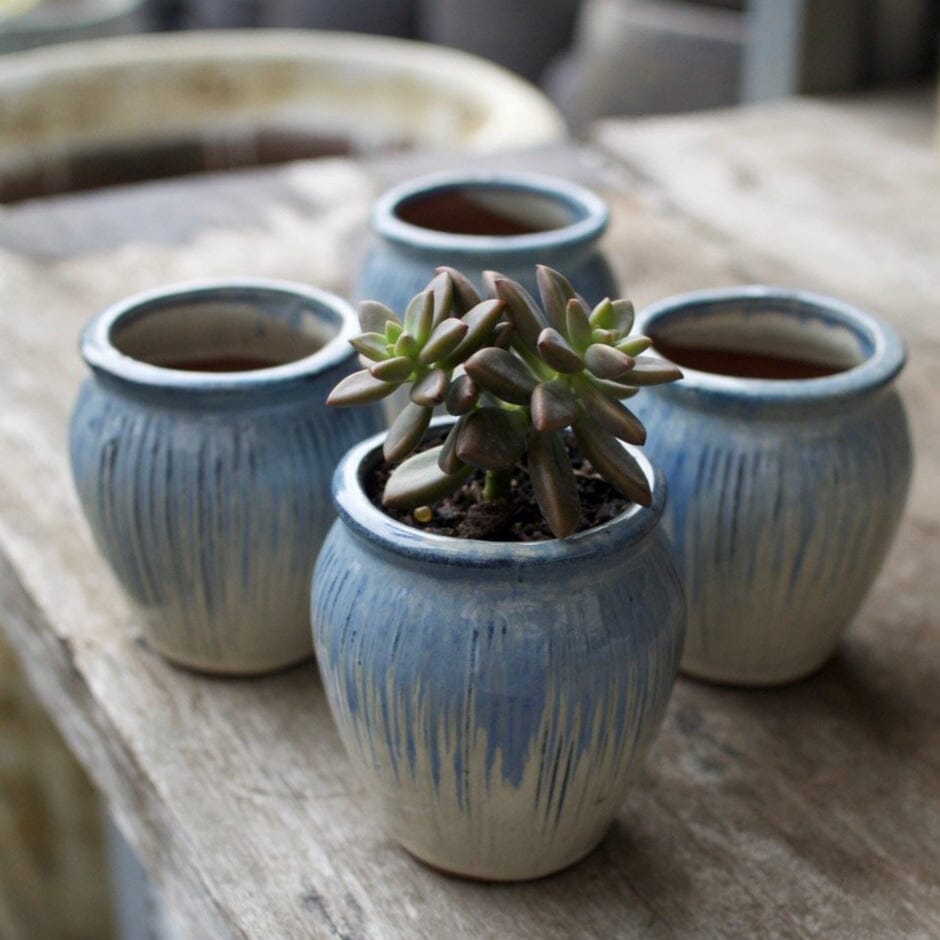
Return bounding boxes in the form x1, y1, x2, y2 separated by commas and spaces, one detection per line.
633, 286, 913, 685
70, 279, 384, 674
312, 424, 686, 871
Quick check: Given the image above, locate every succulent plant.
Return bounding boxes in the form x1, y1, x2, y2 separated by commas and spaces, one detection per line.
328, 265, 682, 538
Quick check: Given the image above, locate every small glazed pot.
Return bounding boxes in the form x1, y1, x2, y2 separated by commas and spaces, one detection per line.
632, 287, 913, 686
354, 170, 618, 313
311, 423, 685, 881
69, 279, 383, 675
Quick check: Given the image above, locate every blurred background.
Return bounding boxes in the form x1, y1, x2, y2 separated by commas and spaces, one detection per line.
1, 1, 938, 938
1, 0, 938, 204
2, 0, 938, 105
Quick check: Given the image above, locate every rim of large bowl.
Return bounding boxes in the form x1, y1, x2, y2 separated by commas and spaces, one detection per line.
331, 418, 666, 568
637, 286, 906, 408
371, 170, 610, 259
80, 277, 359, 392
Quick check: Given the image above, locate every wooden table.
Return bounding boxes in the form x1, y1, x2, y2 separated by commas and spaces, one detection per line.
1, 93, 938, 939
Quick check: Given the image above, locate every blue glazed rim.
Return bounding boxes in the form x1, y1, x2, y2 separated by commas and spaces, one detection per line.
331, 418, 666, 569
80, 278, 359, 393
372, 170, 609, 260
637, 286, 907, 409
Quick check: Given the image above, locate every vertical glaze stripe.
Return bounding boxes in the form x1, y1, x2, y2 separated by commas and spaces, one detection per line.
312, 523, 685, 879
70, 376, 382, 673
633, 391, 913, 683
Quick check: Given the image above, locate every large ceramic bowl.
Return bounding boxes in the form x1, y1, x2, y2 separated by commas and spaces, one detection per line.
0, 30, 565, 200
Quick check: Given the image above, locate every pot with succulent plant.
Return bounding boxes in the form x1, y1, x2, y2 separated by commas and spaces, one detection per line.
311, 264, 686, 881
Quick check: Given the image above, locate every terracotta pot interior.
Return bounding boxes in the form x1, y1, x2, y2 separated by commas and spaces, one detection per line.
649, 301, 867, 380
394, 186, 578, 236
110, 294, 334, 372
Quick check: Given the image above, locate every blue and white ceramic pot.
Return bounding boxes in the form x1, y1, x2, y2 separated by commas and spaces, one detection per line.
354, 170, 618, 311
69, 279, 383, 675
633, 287, 913, 686
311, 423, 686, 881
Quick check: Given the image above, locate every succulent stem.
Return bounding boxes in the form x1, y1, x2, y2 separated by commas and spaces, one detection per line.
483, 467, 514, 502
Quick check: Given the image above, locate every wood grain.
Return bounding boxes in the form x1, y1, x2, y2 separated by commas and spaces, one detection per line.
594, 96, 940, 344
0, 95, 938, 938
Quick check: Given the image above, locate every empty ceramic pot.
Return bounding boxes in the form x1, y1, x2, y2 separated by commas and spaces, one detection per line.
69, 279, 383, 675
354, 170, 618, 315
632, 287, 913, 685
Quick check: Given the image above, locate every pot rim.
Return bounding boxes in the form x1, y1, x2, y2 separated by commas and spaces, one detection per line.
371, 170, 609, 259
80, 277, 359, 392
331, 417, 666, 568
637, 286, 906, 408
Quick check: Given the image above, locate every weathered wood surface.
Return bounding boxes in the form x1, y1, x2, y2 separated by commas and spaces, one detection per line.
1, 95, 938, 938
